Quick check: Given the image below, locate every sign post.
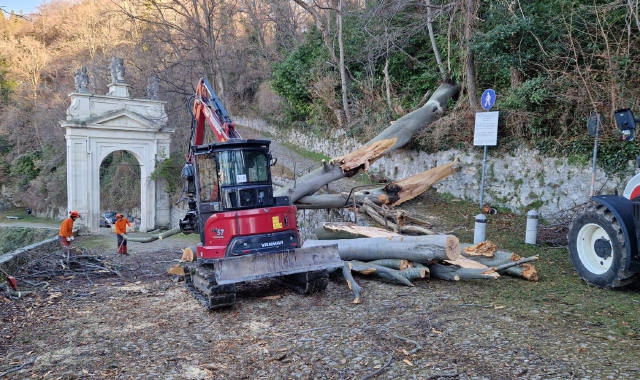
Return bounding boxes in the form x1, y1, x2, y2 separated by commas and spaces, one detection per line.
475, 89, 498, 209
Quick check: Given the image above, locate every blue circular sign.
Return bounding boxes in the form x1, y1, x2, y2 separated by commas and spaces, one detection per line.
481, 89, 496, 110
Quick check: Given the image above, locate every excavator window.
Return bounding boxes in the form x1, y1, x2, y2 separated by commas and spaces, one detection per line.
195, 154, 219, 202
217, 149, 269, 186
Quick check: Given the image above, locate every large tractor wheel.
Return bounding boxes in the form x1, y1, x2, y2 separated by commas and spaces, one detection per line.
568, 204, 637, 288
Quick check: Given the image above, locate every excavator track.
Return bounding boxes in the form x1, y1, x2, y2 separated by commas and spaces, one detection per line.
183, 262, 236, 310
278, 270, 330, 294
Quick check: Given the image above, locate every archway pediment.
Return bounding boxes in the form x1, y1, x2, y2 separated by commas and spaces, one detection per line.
86, 109, 164, 131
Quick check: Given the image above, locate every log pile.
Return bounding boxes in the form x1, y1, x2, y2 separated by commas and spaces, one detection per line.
312, 223, 539, 303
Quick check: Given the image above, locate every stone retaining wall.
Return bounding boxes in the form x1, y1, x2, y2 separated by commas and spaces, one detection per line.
236, 117, 638, 218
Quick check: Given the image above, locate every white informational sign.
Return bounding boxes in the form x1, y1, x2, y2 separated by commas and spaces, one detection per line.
473, 111, 499, 146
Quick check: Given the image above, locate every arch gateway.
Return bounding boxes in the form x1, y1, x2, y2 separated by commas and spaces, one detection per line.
60, 61, 173, 233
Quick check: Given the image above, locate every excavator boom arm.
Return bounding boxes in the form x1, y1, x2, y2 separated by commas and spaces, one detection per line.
192, 77, 240, 145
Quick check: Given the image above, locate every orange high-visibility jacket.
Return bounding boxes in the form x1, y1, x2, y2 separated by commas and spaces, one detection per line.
115, 217, 131, 234
59, 217, 74, 238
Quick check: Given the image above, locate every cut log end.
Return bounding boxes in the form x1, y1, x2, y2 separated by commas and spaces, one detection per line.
181, 246, 196, 262
445, 235, 460, 260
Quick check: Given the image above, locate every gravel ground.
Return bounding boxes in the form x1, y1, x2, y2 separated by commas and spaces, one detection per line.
2, 236, 640, 379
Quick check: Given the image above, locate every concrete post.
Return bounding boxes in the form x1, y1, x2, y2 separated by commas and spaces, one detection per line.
525, 210, 538, 244
474, 214, 487, 244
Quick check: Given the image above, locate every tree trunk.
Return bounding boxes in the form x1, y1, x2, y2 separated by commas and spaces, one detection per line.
463, 0, 478, 108
337, 0, 351, 125
426, 0, 446, 78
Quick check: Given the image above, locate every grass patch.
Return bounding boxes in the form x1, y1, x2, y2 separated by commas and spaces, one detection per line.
0, 208, 59, 227
280, 141, 330, 163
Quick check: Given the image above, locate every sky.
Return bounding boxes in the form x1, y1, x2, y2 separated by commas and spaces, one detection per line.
1, 0, 44, 16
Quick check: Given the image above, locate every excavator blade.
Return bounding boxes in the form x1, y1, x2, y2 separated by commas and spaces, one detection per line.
214, 244, 342, 285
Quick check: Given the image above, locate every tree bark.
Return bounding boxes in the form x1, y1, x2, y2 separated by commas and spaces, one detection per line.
302, 234, 460, 263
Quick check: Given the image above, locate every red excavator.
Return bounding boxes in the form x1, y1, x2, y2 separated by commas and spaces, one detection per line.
178, 78, 342, 309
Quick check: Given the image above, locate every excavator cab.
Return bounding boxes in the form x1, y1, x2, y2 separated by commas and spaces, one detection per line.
179, 139, 285, 234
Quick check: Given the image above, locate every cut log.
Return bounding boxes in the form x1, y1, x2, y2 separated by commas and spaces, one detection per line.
503, 263, 539, 282
316, 222, 401, 240
367, 259, 412, 270
342, 262, 363, 304
429, 263, 499, 281
181, 245, 197, 262
400, 267, 429, 281
302, 234, 460, 263
349, 260, 414, 286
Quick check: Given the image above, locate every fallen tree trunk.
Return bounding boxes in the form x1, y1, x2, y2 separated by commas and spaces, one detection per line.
293, 159, 459, 209
303, 235, 460, 263
121, 227, 182, 243
275, 81, 461, 204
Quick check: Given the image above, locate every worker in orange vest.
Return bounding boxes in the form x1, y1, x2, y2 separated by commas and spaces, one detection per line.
114, 213, 132, 254
59, 210, 80, 248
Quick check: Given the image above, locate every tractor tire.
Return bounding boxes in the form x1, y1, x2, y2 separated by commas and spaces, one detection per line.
568, 204, 637, 288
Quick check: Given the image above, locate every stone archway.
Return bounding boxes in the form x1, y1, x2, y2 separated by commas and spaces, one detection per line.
60, 67, 173, 233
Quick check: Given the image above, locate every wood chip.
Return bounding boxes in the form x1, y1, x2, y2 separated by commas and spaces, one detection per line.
463, 241, 497, 257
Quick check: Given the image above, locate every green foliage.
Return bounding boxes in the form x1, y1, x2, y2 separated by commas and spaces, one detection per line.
11, 152, 41, 184
150, 155, 184, 195
595, 137, 639, 176
270, 28, 329, 122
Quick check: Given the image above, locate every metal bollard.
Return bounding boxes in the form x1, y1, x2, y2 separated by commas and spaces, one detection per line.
525, 210, 538, 244
474, 214, 487, 244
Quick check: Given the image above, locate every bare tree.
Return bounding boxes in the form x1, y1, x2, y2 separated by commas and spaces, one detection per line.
1, 36, 49, 99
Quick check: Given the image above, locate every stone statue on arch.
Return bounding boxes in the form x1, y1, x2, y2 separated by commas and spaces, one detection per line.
109, 56, 126, 84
